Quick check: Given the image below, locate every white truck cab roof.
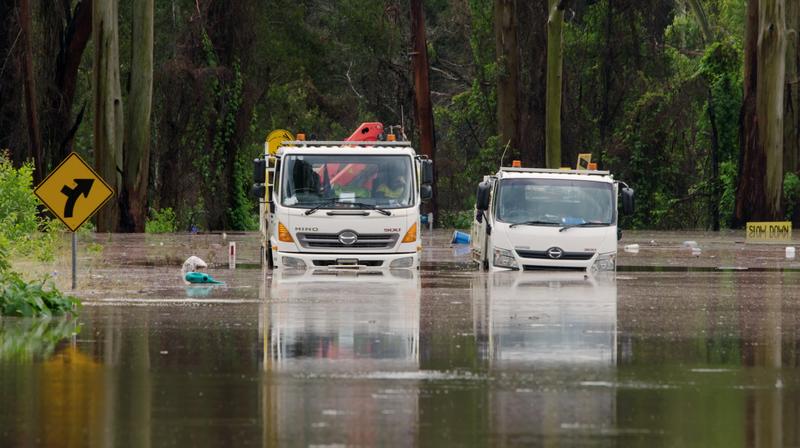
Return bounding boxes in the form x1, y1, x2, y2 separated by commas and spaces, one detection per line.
493, 167, 615, 184
277, 141, 418, 158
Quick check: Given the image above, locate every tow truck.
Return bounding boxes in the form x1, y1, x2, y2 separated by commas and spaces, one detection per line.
471, 163, 634, 272
252, 123, 434, 270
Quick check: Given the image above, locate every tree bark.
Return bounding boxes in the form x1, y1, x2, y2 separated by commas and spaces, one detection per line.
545, 0, 565, 169
495, 0, 519, 157
20, 0, 43, 181
735, 0, 786, 224
55, 0, 93, 162
410, 0, 437, 217
784, 0, 799, 173
757, 0, 786, 216
93, 0, 124, 232
516, 2, 547, 168
120, 0, 154, 233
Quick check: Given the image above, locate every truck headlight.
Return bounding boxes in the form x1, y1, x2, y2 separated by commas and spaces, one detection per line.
592, 252, 616, 272
390, 257, 414, 268
282, 256, 306, 269
493, 247, 519, 269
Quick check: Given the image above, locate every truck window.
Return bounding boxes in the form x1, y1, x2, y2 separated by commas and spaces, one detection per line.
281, 155, 414, 209
495, 178, 615, 225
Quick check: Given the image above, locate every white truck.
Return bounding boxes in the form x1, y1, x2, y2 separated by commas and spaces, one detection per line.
252, 124, 434, 270
471, 166, 634, 272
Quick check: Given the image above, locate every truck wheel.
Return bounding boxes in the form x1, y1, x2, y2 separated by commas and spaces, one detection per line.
482, 259, 489, 271
266, 245, 275, 270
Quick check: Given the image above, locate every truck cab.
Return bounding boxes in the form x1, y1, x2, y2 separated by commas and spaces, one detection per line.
471, 167, 634, 272
254, 135, 433, 270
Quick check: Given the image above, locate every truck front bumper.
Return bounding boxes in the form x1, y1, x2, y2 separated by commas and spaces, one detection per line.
274, 251, 419, 270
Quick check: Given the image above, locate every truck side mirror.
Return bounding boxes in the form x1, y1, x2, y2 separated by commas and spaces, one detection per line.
250, 184, 266, 200
420, 184, 433, 202
421, 160, 434, 185
476, 182, 491, 211
253, 158, 266, 184
621, 187, 635, 215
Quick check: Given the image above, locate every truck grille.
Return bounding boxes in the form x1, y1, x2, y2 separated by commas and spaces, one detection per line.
297, 232, 399, 249
516, 249, 595, 261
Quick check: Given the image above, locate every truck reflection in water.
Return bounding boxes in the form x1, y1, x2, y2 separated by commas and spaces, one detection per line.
260, 269, 422, 447
472, 272, 617, 366
263, 269, 421, 369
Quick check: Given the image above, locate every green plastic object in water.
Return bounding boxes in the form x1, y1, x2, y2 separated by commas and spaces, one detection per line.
185, 272, 224, 284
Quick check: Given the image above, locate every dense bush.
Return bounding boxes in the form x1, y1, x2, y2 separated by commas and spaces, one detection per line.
0, 271, 80, 317
0, 152, 80, 317
145, 207, 178, 233
0, 153, 60, 261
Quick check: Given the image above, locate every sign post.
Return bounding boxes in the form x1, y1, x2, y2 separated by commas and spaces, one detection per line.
34, 152, 114, 289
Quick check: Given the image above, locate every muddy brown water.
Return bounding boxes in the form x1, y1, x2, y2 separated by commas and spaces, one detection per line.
1, 230, 799, 447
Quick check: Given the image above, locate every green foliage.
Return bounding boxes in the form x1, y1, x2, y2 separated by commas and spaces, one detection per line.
785, 172, 800, 222
0, 317, 80, 362
145, 207, 178, 233
0, 153, 60, 261
438, 210, 474, 229
0, 271, 80, 317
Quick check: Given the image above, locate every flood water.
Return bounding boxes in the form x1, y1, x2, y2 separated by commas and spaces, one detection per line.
1, 230, 799, 447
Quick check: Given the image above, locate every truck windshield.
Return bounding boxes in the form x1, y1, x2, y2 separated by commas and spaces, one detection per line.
496, 178, 615, 225
281, 155, 414, 209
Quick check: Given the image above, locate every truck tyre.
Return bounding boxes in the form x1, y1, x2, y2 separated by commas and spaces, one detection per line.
482, 259, 489, 271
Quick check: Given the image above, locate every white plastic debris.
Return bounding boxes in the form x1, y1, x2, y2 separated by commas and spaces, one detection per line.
182, 256, 208, 283
787, 247, 796, 259
624, 244, 640, 253
691, 247, 702, 257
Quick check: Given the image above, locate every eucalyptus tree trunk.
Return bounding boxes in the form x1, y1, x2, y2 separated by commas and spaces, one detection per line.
93, 0, 124, 232
20, 0, 43, 181
545, 0, 565, 169
495, 0, 519, 157
784, 0, 799, 174
121, 0, 154, 232
409, 0, 437, 218
757, 0, 787, 216
736, 0, 786, 224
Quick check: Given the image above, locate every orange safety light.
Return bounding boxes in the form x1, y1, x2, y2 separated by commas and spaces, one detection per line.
402, 223, 418, 243
296, 133, 306, 141
588, 162, 598, 170
278, 222, 294, 243
511, 160, 522, 168
387, 134, 397, 142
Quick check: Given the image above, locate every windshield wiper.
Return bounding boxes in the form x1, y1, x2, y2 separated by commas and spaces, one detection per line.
304, 198, 339, 215
558, 222, 611, 232
347, 202, 391, 216
304, 199, 391, 216
509, 220, 560, 228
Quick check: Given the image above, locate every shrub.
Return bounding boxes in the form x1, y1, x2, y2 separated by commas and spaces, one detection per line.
0, 152, 60, 261
438, 210, 474, 229
785, 172, 800, 222
0, 271, 80, 317
145, 207, 178, 233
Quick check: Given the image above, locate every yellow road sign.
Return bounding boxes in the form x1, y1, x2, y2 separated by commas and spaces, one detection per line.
34, 153, 114, 232
576, 153, 592, 170
266, 129, 294, 155
746, 221, 792, 241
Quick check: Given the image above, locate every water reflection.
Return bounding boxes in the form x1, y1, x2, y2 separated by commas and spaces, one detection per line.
0, 266, 798, 447
0, 317, 79, 361
473, 272, 617, 366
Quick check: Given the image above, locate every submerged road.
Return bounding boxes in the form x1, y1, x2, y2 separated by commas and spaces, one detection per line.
1, 230, 799, 446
